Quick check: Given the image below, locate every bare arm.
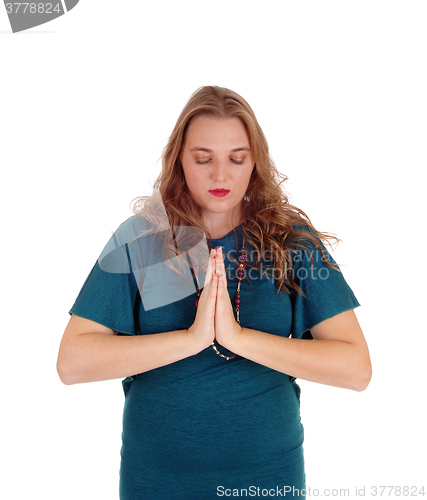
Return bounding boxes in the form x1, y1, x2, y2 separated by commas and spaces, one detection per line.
57, 253, 218, 385
213, 247, 371, 392
56, 314, 200, 385
225, 309, 372, 392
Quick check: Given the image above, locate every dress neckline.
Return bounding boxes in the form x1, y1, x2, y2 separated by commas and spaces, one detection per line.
207, 222, 245, 242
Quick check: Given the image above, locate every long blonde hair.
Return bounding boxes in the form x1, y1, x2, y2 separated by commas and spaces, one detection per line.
131, 86, 340, 298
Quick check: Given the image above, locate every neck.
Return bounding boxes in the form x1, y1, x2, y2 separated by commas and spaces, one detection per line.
204, 214, 244, 239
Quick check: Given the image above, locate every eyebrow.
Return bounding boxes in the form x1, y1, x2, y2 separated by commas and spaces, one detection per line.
189, 147, 251, 153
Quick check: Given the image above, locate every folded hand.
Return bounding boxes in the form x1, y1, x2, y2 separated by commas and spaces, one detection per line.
212, 247, 243, 349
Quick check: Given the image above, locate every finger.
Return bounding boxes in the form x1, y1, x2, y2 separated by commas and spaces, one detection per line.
215, 248, 229, 306
206, 273, 218, 312
201, 252, 218, 305
211, 248, 217, 277
215, 263, 232, 320
216, 247, 227, 286
202, 249, 215, 288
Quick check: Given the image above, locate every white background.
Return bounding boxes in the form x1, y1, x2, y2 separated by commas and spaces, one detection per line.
1, 1, 426, 499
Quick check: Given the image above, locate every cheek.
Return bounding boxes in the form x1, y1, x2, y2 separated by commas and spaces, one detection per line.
236, 165, 254, 186
184, 166, 205, 189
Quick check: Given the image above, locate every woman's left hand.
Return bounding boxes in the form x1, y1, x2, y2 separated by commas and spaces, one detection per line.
212, 247, 243, 348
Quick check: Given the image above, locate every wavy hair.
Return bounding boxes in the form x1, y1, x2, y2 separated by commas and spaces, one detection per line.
130, 86, 340, 299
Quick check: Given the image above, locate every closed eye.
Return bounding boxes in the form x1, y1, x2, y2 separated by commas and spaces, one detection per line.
195, 158, 245, 165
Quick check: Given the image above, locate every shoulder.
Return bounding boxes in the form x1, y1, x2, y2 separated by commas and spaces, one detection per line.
287, 223, 320, 251
97, 215, 154, 274
287, 223, 335, 266
290, 223, 317, 241
115, 214, 153, 240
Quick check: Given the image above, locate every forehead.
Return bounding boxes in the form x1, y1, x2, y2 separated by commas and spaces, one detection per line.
184, 116, 250, 149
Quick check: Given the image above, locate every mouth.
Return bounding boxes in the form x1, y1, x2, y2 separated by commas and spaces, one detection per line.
209, 189, 230, 197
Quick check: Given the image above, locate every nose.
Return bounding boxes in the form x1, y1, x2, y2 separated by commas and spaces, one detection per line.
211, 158, 227, 182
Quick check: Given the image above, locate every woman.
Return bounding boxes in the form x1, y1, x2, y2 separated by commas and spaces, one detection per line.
57, 86, 372, 499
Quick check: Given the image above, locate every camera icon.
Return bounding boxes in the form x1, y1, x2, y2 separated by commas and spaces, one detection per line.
4, 0, 79, 33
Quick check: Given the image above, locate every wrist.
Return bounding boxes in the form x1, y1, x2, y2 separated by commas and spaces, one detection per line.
187, 326, 212, 355
220, 323, 244, 353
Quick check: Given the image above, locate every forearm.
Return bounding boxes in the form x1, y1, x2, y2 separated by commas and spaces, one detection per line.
228, 328, 371, 391
58, 329, 197, 385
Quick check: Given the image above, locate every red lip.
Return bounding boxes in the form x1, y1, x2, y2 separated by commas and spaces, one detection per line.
209, 189, 230, 197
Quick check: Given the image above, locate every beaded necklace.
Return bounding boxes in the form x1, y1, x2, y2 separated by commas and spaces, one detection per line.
190, 238, 247, 360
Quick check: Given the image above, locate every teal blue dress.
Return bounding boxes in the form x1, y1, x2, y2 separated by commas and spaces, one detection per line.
68, 215, 360, 500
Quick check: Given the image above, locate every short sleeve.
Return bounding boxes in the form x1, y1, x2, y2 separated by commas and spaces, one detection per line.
289, 234, 361, 340
68, 217, 141, 335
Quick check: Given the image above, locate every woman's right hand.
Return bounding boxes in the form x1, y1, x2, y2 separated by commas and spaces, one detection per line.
188, 249, 218, 352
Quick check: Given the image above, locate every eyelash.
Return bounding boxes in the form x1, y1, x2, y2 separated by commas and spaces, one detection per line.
195, 159, 244, 165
